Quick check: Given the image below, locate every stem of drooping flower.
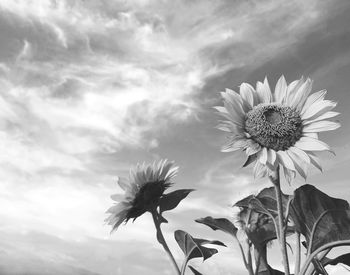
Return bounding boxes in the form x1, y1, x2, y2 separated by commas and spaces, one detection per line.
269, 166, 290, 275
151, 210, 181, 275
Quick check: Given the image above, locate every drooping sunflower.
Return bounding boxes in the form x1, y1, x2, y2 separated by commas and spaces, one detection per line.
106, 159, 178, 232
215, 76, 340, 182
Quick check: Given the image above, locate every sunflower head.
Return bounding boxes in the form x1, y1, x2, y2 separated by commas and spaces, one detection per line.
216, 76, 340, 182
125, 180, 170, 221
245, 104, 303, 151
106, 160, 178, 232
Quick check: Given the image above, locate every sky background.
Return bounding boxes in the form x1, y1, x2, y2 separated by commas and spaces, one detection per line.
0, 0, 350, 274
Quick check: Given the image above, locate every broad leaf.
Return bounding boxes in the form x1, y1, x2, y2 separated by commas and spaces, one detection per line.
159, 189, 194, 213
290, 184, 350, 252
195, 216, 238, 238
234, 187, 293, 247
174, 230, 226, 262
188, 265, 203, 275
234, 187, 290, 218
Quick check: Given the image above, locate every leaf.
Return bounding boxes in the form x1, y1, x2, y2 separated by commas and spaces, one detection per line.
195, 216, 238, 238
323, 252, 350, 267
237, 207, 277, 247
234, 187, 293, 247
174, 230, 226, 262
188, 266, 203, 275
234, 187, 290, 218
159, 189, 194, 213
290, 184, 350, 253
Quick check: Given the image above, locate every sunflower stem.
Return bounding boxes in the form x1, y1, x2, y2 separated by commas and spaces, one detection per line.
151, 210, 181, 275
295, 232, 301, 275
269, 166, 290, 275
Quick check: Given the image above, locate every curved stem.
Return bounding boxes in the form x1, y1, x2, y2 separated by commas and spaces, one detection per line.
269, 166, 290, 275
299, 240, 350, 275
180, 259, 188, 275
151, 210, 181, 275
307, 209, 345, 256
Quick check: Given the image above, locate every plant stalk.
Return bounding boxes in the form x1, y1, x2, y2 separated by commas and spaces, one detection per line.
269, 166, 290, 275
151, 210, 181, 275
295, 232, 301, 275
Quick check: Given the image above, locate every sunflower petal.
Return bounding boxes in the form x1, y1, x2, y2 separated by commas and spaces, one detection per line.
265, 149, 277, 171
277, 150, 296, 171
240, 83, 255, 109
301, 100, 337, 121
215, 107, 244, 127
111, 193, 124, 202
246, 140, 261, 155
256, 78, 272, 103
302, 132, 318, 139
221, 138, 248, 152
287, 149, 308, 179
290, 78, 313, 111
301, 89, 327, 114
254, 161, 267, 178
283, 167, 296, 185
308, 152, 323, 172
288, 146, 310, 164
303, 111, 340, 125
117, 177, 130, 191
216, 120, 245, 133
258, 147, 268, 165
223, 101, 245, 126
267, 149, 276, 165
303, 121, 340, 133
286, 76, 304, 106
110, 211, 129, 232
243, 154, 257, 167
274, 75, 288, 103
224, 89, 248, 112
106, 202, 130, 214
294, 137, 332, 152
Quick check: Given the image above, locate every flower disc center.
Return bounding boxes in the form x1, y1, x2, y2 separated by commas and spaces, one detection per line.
245, 104, 303, 151
264, 109, 282, 124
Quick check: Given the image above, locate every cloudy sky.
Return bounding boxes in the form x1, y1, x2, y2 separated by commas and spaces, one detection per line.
1, 0, 350, 274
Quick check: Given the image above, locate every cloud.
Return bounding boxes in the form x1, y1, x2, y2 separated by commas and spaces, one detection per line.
0, 230, 174, 275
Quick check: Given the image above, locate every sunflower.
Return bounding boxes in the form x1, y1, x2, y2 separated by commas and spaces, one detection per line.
215, 76, 340, 182
106, 159, 178, 232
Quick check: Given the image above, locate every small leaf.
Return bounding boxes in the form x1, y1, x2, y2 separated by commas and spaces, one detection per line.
174, 230, 225, 262
195, 216, 238, 238
157, 214, 168, 224
323, 252, 350, 268
188, 265, 203, 275
159, 189, 195, 213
